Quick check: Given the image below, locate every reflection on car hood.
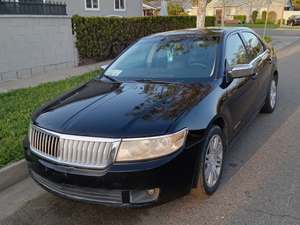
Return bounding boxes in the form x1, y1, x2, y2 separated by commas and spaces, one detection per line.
34, 79, 213, 138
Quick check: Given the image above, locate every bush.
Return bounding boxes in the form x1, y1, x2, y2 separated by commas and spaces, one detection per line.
205, 16, 216, 26
72, 15, 216, 63
252, 11, 258, 23
255, 19, 275, 25
255, 19, 266, 24
233, 15, 247, 24
277, 18, 285, 25
263, 36, 272, 43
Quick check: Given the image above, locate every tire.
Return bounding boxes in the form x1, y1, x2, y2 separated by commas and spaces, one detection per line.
261, 76, 278, 114
197, 126, 225, 195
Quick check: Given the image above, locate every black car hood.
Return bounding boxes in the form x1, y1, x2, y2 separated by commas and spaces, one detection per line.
34, 79, 212, 138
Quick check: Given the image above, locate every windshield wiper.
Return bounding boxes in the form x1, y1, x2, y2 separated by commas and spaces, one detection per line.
134, 79, 175, 84
101, 75, 120, 82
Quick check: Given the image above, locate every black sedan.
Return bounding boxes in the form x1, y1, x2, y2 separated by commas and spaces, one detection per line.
24, 27, 278, 207
287, 15, 300, 26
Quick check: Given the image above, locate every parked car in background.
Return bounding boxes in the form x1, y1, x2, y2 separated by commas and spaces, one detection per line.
287, 15, 300, 26
24, 27, 278, 207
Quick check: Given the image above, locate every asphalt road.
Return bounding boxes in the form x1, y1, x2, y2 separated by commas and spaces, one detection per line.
253, 28, 300, 51
255, 28, 300, 37
1, 36, 300, 225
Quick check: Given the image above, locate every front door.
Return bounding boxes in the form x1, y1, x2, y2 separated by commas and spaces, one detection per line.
224, 33, 258, 136
240, 31, 273, 110
215, 9, 223, 24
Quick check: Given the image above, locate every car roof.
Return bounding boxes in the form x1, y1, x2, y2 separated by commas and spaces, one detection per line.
146, 27, 254, 39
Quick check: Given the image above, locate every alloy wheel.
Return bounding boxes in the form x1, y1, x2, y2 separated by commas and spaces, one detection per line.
270, 80, 277, 109
204, 134, 223, 188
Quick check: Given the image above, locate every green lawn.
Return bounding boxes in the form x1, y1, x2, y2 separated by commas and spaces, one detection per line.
0, 71, 99, 168
224, 23, 280, 29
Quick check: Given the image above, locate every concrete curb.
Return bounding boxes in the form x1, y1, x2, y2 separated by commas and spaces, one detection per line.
0, 160, 28, 192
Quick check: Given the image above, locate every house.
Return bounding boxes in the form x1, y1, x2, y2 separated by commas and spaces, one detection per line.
189, 0, 295, 23
143, 1, 160, 16
143, 0, 193, 16
64, 0, 143, 17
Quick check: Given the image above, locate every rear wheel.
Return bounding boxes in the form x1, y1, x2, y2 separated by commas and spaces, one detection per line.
197, 126, 225, 195
261, 76, 278, 113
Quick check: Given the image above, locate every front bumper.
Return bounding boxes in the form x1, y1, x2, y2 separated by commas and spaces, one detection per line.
24, 138, 201, 207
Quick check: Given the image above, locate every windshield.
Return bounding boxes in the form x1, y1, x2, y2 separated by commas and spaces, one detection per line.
104, 35, 219, 81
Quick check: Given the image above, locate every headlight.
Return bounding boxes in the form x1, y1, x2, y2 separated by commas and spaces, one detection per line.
116, 129, 188, 162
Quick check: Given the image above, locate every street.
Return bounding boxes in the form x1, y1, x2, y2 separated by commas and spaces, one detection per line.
1, 32, 300, 225
255, 28, 300, 50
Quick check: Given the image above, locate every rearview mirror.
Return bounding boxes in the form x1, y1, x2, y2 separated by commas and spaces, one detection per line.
100, 64, 109, 70
228, 64, 255, 79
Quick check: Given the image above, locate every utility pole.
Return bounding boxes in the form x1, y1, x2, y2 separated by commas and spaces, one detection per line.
263, 0, 272, 38
280, 0, 285, 27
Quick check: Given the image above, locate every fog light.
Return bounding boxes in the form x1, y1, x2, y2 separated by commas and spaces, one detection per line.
147, 189, 155, 195
130, 188, 160, 204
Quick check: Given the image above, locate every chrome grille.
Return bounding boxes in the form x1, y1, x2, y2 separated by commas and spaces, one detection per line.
29, 125, 121, 169
30, 127, 59, 158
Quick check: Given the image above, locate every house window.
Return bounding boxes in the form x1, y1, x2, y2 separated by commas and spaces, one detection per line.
114, 0, 126, 11
85, 0, 99, 10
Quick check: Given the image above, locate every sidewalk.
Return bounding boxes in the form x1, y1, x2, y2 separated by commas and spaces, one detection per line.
0, 61, 110, 93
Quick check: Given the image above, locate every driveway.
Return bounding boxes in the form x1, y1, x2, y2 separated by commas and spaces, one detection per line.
1, 37, 300, 225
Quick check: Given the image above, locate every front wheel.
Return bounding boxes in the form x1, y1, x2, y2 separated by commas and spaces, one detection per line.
261, 77, 278, 113
197, 126, 225, 195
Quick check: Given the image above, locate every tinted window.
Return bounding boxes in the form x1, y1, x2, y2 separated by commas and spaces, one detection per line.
225, 34, 248, 67
242, 32, 264, 60
104, 36, 219, 80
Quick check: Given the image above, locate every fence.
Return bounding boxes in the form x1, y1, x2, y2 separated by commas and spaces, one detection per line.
0, 1, 66, 15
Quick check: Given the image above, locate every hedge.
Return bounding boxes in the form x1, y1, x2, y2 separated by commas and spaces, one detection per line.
72, 15, 216, 63
205, 16, 216, 27
233, 15, 247, 24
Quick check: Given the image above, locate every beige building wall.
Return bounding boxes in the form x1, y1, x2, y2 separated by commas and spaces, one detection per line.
189, 0, 287, 23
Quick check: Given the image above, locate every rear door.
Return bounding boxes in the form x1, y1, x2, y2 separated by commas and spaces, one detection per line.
241, 31, 273, 110
224, 33, 258, 134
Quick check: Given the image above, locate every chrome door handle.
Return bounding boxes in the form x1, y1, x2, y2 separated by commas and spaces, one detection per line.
252, 72, 258, 80
267, 57, 273, 64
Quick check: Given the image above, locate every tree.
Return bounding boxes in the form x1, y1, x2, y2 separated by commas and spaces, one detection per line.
262, 10, 267, 21
252, 10, 258, 23
292, 0, 300, 10
168, 3, 187, 16
195, 0, 212, 28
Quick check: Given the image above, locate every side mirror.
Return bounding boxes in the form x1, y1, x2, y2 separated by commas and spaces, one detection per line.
228, 64, 255, 79
100, 64, 109, 70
